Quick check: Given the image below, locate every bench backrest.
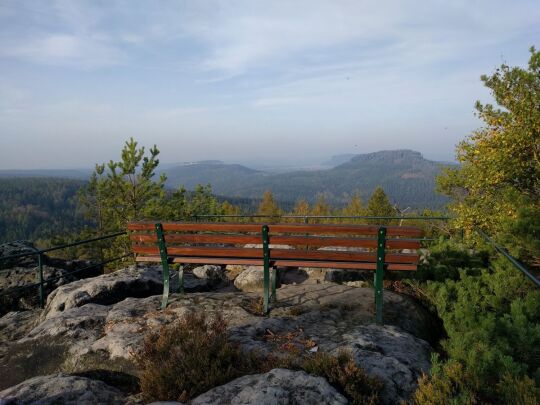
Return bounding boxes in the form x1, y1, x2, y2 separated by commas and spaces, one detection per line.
127, 222, 422, 270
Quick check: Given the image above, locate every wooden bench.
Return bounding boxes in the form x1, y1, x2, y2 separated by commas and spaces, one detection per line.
127, 222, 423, 323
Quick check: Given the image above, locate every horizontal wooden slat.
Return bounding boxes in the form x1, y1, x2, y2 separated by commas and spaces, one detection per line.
164, 223, 263, 232
129, 233, 421, 250
130, 233, 261, 245
128, 222, 422, 237
127, 222, 155, 231
132, 246, 417, 264
268, 224, 422, 237
135, 255, 417, 271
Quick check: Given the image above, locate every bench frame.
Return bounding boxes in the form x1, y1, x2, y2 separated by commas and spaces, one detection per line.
129, 222, 422, 324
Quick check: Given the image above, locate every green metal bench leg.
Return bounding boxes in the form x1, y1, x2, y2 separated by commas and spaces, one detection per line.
262, 225, 270, 314
155, 223, 170, 309
375, 227, 386, 324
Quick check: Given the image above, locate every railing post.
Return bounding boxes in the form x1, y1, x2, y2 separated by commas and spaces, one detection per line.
262, 224, 270, 314
37, 252, 44, 308
375, 227, 386, 324
155, 223, 171, 309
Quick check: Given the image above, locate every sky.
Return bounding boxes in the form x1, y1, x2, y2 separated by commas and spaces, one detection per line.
0, 0, 539, 169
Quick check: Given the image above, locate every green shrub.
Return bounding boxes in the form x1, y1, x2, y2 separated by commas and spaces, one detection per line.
416, 258, 540, 403
416, 238, 488, 282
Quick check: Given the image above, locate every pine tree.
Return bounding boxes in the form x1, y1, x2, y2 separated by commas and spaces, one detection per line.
341, 191, 366, 223
310, 194, 332, 223
257, 191, 281, 222
366, 187, 396, 224
79, 137, 166, 232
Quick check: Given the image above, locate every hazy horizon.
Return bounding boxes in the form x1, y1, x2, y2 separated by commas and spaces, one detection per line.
1, 1, 539, 169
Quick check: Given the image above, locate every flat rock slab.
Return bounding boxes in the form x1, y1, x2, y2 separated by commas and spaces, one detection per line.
0, 373, 127, 404
191, 368, 348, 405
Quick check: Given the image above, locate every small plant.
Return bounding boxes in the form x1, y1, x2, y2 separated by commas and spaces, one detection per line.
134, 311, 262, 402
135, 311, 381, 404
302, 350, 383, 405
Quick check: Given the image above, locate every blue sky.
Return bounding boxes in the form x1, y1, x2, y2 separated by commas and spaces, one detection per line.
0, 0, 538, 169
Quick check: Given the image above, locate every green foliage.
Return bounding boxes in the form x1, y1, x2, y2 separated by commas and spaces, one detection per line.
257, 190, 282, 221
341, 191, 366, 220
418, 48, 540, 404
437, 47, 540, 265
366, 186, 396, 224
310, 194, 333, 222
0, 178, 89, 243
421, 259, 540, 403
416, 238, 488, 282
78, 138, 166, 232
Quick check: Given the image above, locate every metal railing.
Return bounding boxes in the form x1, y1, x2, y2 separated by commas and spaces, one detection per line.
0, 231, 128, 308
476, 228, 540, 287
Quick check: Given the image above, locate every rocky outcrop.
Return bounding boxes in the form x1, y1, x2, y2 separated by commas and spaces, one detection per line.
41, 266, 164, 320
40, 265, 217, 320
1, 281, 433, 403
0, 241, 102, 314
0, 373, 127, 404
0, 241, 39, 268
191, 368, 348, 405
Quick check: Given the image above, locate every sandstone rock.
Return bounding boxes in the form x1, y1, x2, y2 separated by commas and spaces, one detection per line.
226, 244, 292, 285
0, 241, 39, 268
41, 266, 163, 320
334, 324, 431, 403
0, 310, 40, 343
191, 368, 348, 405
343, 280, 369, 288
0, 373, 126, 404
234, 266, 281, 292
192, 265, 226, 286
2, 283, 435, 404
224, 265, 245, 281
0, 241, 102, 314
298, 267, 372, 284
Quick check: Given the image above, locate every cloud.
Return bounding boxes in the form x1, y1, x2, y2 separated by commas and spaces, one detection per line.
1, 34, 125, 68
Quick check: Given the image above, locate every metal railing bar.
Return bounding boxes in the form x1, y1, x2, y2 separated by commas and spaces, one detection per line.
0, 231, 126, 262
0, 253, 131, 296
191, 214, 451, 220
477, 228, 540, 287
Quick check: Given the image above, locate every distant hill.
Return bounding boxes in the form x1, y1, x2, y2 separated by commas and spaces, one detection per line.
321, 154, 358, 167
164, 150, 452, 209
162, 161, 262, 191
0, 169, 90, 179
